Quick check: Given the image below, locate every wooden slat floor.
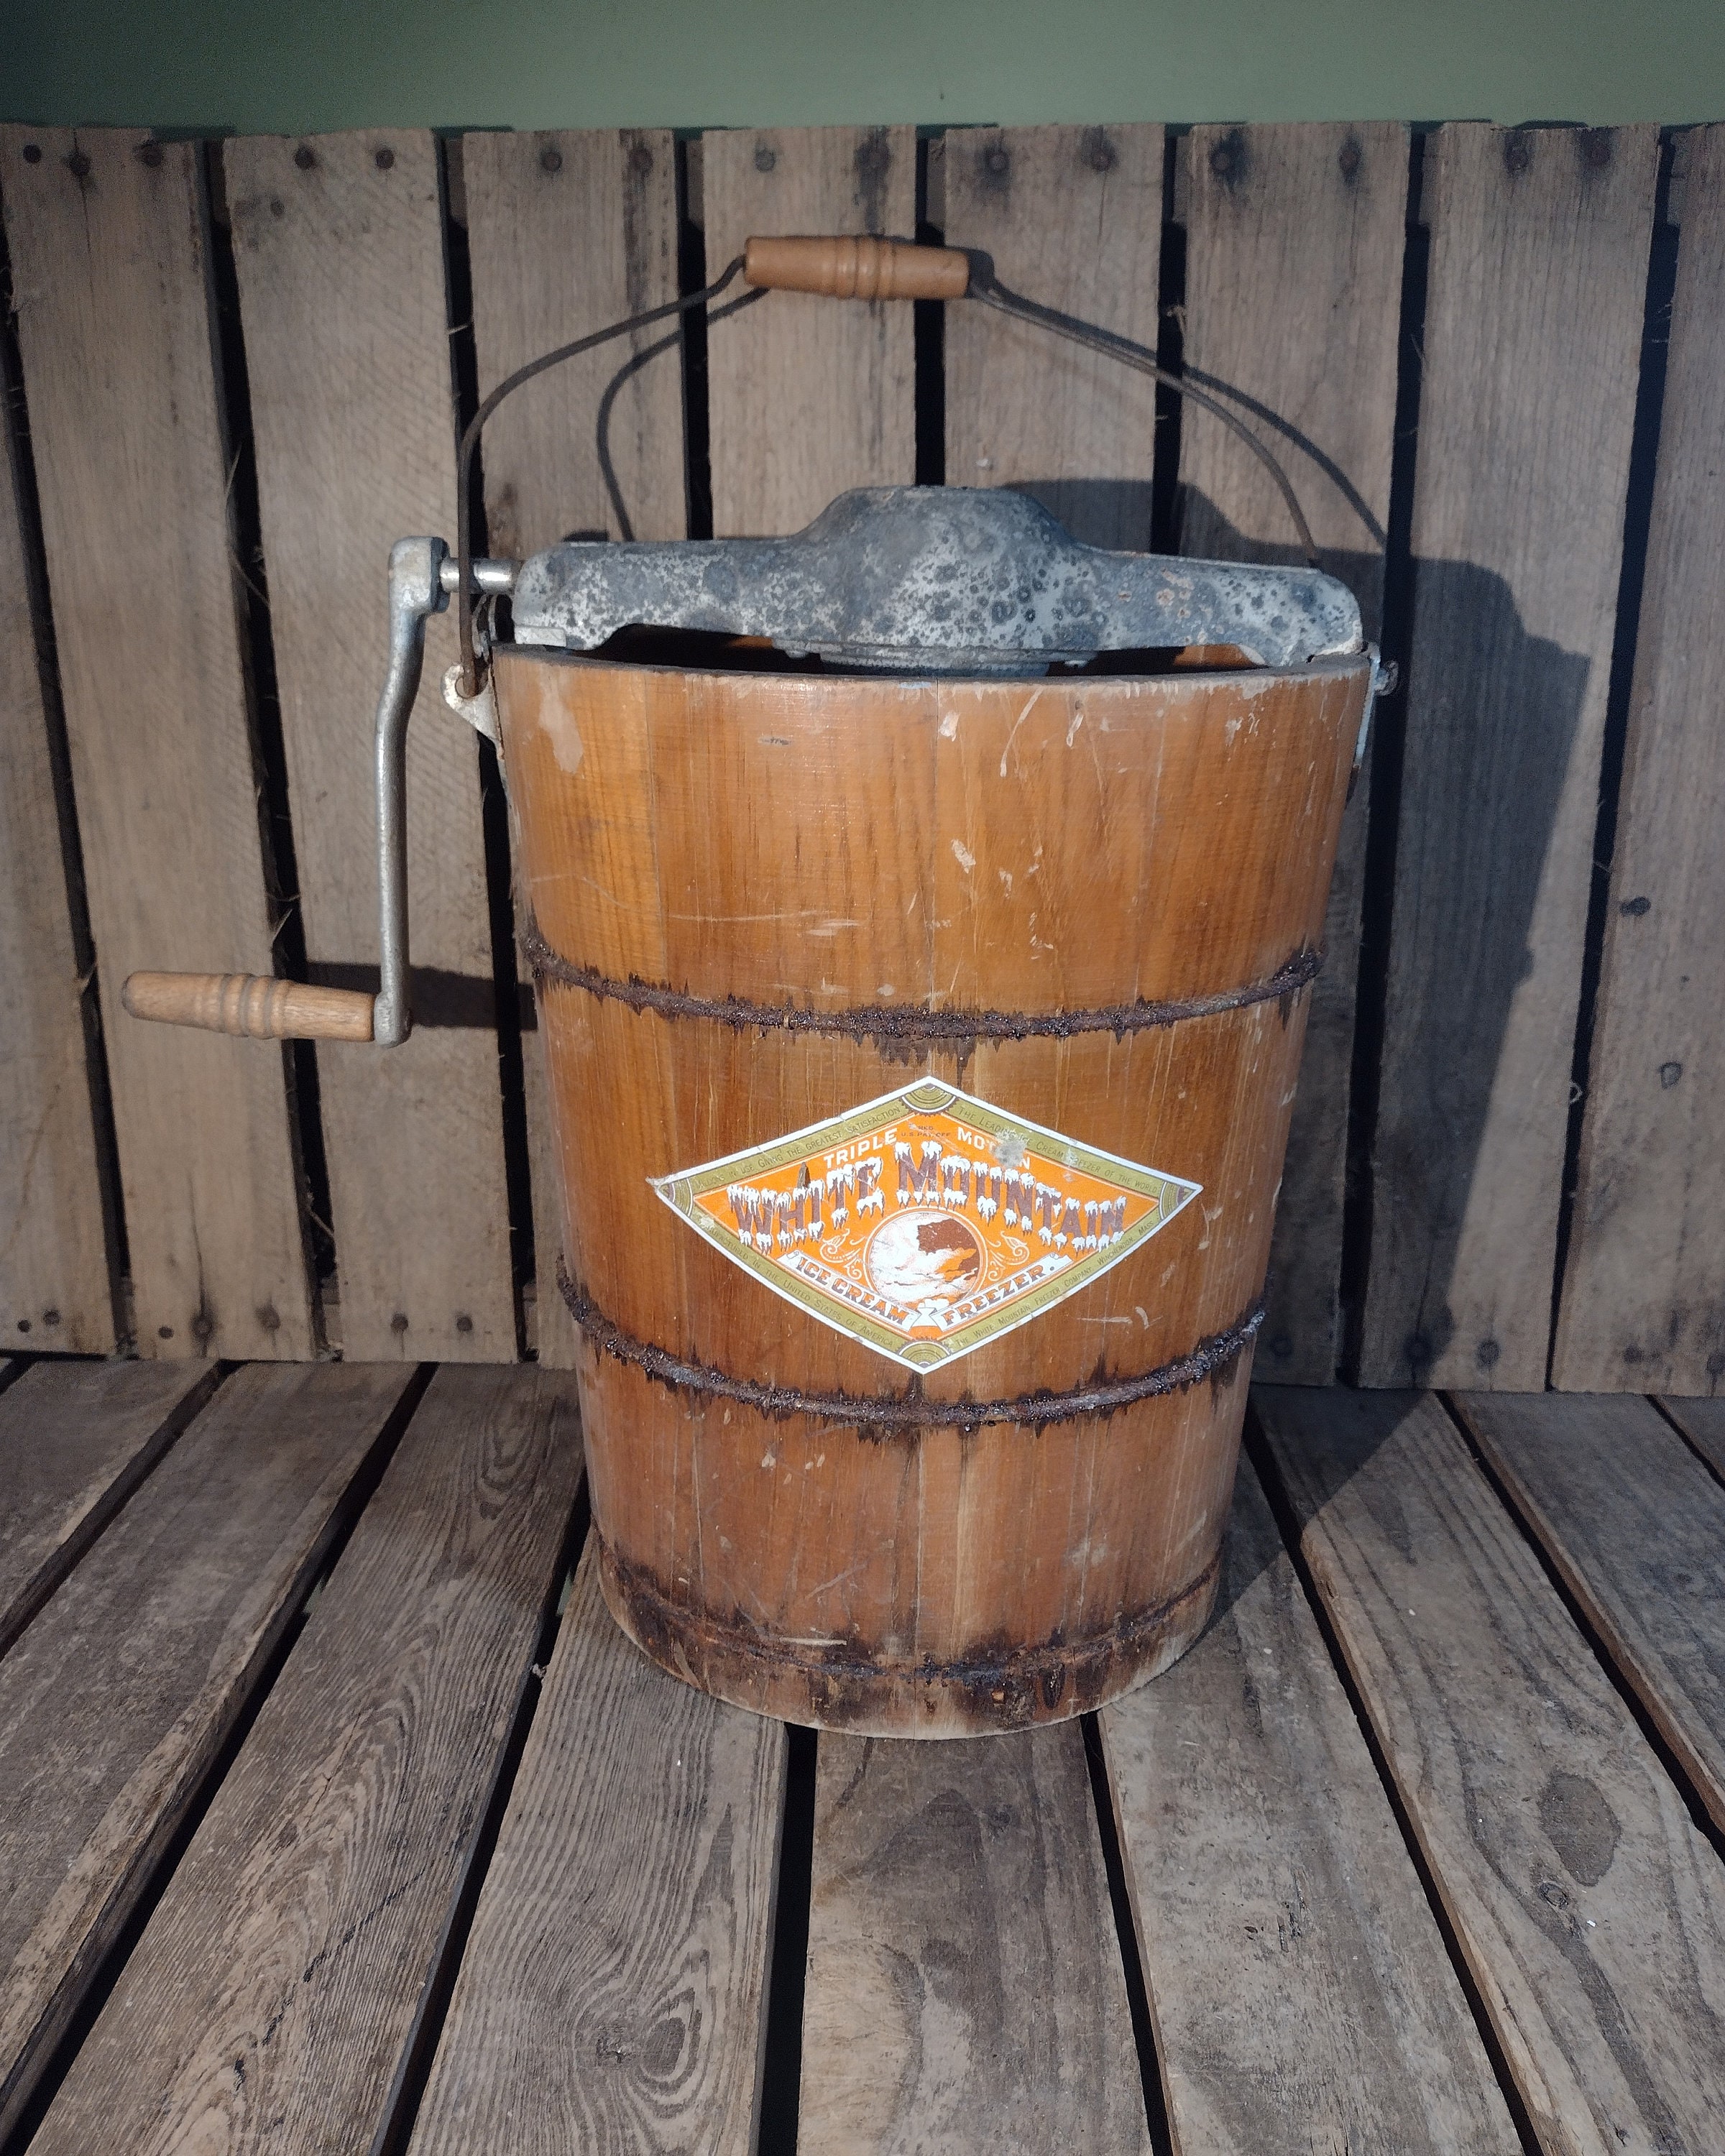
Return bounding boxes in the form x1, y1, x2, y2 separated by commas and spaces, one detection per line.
1, 1360, 1722, 2156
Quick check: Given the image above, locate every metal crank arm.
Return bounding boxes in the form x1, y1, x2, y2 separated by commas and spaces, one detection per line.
122, 540, 515, 1048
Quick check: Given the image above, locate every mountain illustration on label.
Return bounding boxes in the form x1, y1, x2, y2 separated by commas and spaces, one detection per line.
650, 1079, 1201, 1370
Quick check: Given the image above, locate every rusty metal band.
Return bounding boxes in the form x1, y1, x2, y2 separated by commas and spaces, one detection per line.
521, 921, 1320, 1044
557, 1259, 1264, 1429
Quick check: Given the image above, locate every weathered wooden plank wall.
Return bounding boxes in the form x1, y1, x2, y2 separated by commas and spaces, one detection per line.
0, 382, 110, 1352
939, 122, 1162, 548
1553, 125, 1725, 1392
224, 131, 515, 1363
462, 127, 685, 1370
1, 118, 1717, 1393
704, 124, 916, 533
1, 128, 315, 1362
1360, 124, 1660, 1390
1177, 121, 1407, 1383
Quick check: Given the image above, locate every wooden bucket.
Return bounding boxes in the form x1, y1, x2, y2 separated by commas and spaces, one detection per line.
497, 647, 1368, 1735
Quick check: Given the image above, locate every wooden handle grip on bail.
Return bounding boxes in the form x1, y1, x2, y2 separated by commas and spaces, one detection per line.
122, 972, 376, 1043
743, 234, 971, 301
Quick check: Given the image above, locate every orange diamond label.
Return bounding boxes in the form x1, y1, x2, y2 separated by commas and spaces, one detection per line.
650, 1079, 1200, 1370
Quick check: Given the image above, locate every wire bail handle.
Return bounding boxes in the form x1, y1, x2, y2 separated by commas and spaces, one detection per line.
454, 233, 1324, 698
123, 234, 1330, 1049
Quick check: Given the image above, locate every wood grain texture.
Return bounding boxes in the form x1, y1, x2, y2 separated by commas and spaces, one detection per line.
32, 1363, 583, 2156
1256, 1383, 1725, 2156
1553, 126, 1725, 1393
464, 126, 684, 1370
703, 125, 915, 535
1660, 1395, 1725, 1485
408, 1539, 786, 2156
0, 387, 110, 1352
799, 1726, 1150, 2155
0, 127, 314, 1360
463, 127, 684, 557
224, 130, 513, 1361
0, 1360, 411, 2140
1182, 123, 1409, 1384
942, 123, 1162, 550
1103, 1446, 1517, 2156
121, 968, 375, 1041
1360, 124, 1660, 1388
0, 1356, 218, 1660
744, 231, 970, 300
500, 653, 1366, 1731
1455, 1388, 1725, 1835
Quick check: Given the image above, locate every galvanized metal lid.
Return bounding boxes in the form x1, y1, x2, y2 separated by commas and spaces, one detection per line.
508, 486, 1362, 676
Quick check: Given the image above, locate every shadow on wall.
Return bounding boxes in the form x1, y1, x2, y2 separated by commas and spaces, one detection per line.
1363, 558, 1589, 1385
1002, 476, 1156, 554
1167, 501, 1389, 1388
999, 482, 1591, 1393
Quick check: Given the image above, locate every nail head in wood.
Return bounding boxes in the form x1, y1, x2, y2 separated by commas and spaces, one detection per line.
1082, 127, 1117, 173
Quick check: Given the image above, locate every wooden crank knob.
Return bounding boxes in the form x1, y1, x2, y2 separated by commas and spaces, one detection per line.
122, 971, 377, 1043
742, 234, 971, 301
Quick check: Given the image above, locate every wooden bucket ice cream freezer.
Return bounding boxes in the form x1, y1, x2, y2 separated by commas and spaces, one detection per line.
125, 245, 1380, 1738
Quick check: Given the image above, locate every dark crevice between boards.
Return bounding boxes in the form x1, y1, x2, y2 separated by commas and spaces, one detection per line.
1440, 1391, 1725, 1866
1242, 1401, 1547, 2156
676, 136, 716, 543
914, 133, 946, 487
1150, 130, 1185, 558
1338, 126, 1430, 1383
1082, 1713, 1176, 2156
1546, 132, 1681, 1386
1650, 1397, 1725, 1496
371, 1471, 593, 2156
0, 203, 131, 1353
440, 137, 536, 1361
0, 1359, 230, 1667
0, 1361, 436, 2156
755, 1723, 817, 2156
0, 1356, 35, 1402
202, 141, 337, 1348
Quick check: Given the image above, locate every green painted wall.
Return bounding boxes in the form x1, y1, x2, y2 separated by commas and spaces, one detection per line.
6, 0, 1724, 133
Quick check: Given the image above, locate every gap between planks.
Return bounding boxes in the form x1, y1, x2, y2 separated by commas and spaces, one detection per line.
0, 1358, 221, 1662
406, 1539, 786, 2156
1360, 123, 1661, 1390
1, 126, 316, 1360
27, 1362, 582, 2156
0, 1360, 418, 2142
1254, 1382, 1725, 2156
1102, 1444, 1517, 2156
1453, 1388, 1725, 1839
